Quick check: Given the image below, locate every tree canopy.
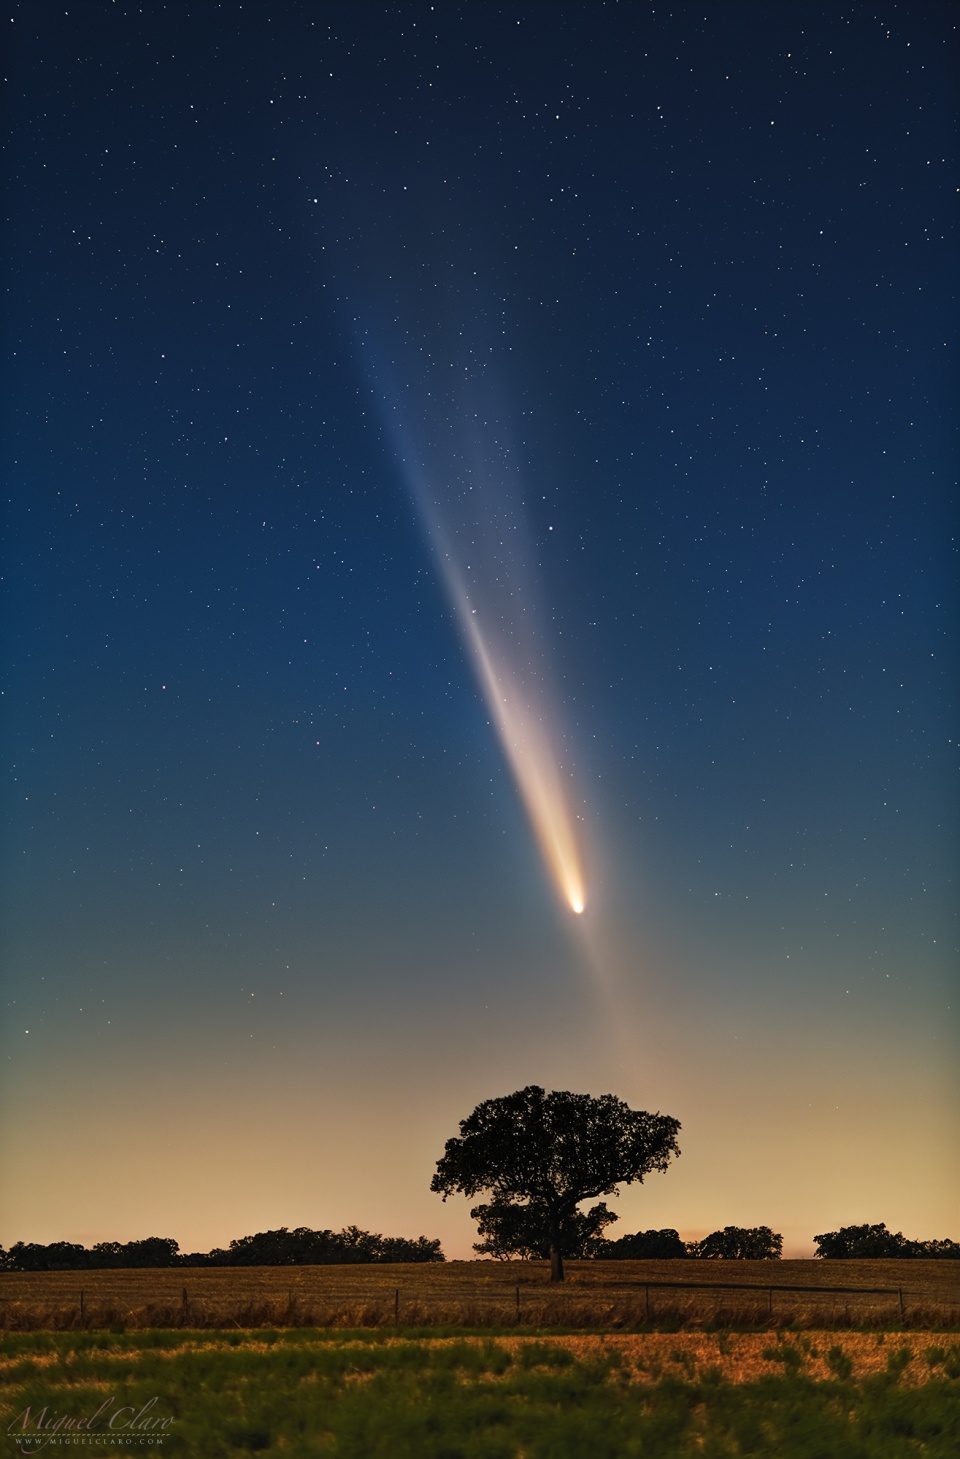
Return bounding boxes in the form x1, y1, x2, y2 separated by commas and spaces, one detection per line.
597, 1228, 689, 1260
1, 1238, 181, 1271
200, 1226, 444, 1267
813, 1223, 960, 1259
691, 1226, 782, 1260
0, 1227, 445, 1271
431, 1085, 681, 1280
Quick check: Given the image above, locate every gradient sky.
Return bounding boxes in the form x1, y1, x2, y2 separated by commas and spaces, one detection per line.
2, 1, 956, 1260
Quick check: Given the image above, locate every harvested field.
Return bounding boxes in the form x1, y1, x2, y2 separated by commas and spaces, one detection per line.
1, 1258, 956, 1330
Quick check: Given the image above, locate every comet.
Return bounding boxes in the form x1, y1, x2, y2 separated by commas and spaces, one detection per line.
367, 341, 587, 916
440, 550, 587, 917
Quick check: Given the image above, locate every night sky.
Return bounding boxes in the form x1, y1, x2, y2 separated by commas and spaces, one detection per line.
2, 2, 956, 1259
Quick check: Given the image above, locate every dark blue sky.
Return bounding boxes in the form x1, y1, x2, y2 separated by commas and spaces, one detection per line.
2, 2, 956, 1255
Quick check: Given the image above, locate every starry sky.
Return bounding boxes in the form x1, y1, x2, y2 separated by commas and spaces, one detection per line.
2, 2, 956, 1260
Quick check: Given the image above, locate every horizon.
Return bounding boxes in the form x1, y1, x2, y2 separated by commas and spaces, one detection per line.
9, 1220, 955, 1266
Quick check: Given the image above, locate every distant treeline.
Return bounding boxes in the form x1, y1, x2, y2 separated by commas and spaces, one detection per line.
597, 1227, 783, 1259
3, 1220, 955, 1271
598, 1224, 958, 1260
0, 1227, 446, 1272
812, 1223, 960, 1259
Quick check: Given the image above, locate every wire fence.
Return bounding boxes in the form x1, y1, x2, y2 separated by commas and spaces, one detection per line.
2, 1269, 957, 1331
5, 1278, 954, 1327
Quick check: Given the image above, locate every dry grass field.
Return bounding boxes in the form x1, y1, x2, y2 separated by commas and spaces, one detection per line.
1, 1258, 956, 1330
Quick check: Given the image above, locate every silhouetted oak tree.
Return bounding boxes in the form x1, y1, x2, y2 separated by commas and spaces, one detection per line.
431, 1085, 681, 1281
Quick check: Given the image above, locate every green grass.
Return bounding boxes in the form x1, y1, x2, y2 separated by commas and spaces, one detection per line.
2, 1330, 959, 1457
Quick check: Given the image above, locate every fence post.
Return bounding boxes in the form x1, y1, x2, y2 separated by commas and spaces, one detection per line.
768, 1288, 773, 1320
394, 1288, 399, 1326
79, 1290, 84, 1322
182, 1287, 188, 1320
898, 1288, 904, 1321
516, 1286, 521, 1325
644, 1284, 650, 1323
